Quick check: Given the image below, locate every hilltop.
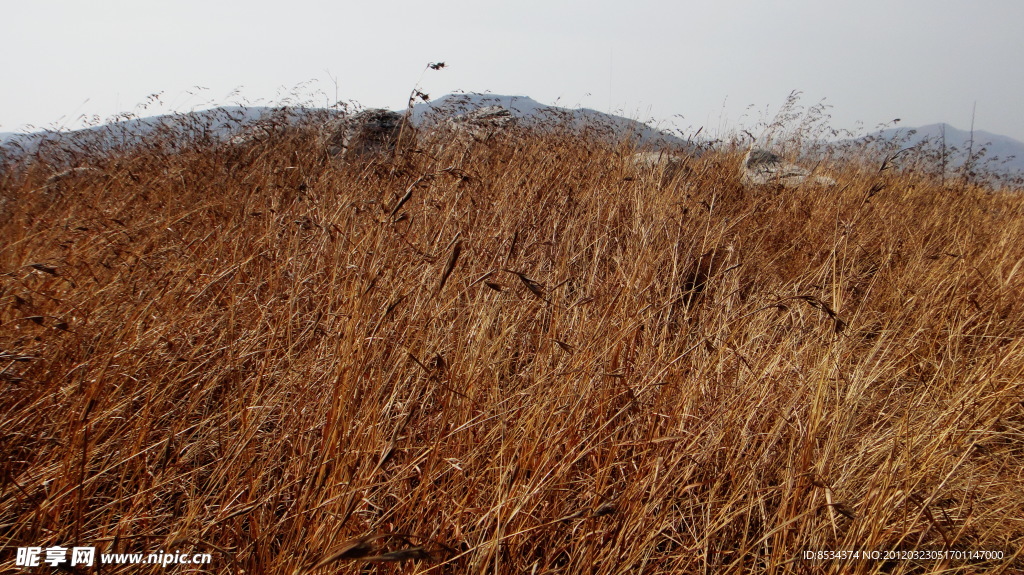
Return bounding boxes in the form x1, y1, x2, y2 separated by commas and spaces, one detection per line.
1, 110, 1023, 574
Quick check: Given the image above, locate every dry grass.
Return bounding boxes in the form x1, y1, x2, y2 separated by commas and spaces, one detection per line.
1, 113, 1023, 574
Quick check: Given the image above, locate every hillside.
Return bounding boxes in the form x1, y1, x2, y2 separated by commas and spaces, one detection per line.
1, 115, 1023, 574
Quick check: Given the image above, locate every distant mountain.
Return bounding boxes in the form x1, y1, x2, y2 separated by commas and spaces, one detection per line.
412, 93, 694, 150
0, 94, 697, 164
0, 106, 324, 161
27, 96, 1023, 174
867, 123, 1024, 176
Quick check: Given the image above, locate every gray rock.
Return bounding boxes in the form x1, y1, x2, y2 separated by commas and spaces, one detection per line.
228, 124, 281, 147
741, 148, 835, 188
423, 105, 518, 153
447, 105, 516, 143
43, 166, 104, 190
628, 150, 691, 185
322, 108, 409, 161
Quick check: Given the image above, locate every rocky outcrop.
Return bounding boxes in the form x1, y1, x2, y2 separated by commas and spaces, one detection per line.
228, 124, 283, 147
740, 149, 835, 188
628, 150, 691, 186
322, 109, 409, 161
226, 108, 411, 163
447, 106, 516, 143
422, 106, 518, 153
43, 166, 105, 191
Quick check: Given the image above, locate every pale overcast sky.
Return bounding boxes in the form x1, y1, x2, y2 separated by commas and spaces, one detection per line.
3, 0, 1023, 140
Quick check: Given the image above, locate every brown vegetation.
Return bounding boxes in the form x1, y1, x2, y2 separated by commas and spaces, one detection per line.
1, 115, 1023, 574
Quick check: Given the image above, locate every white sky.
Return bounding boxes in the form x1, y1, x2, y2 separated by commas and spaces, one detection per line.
3, 0, 1023, 140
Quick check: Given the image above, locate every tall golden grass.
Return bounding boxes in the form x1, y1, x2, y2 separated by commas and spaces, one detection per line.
1, 113, 1023, 574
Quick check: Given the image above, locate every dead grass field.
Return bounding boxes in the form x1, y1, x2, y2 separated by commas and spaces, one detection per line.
2, 115, 1023, 574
